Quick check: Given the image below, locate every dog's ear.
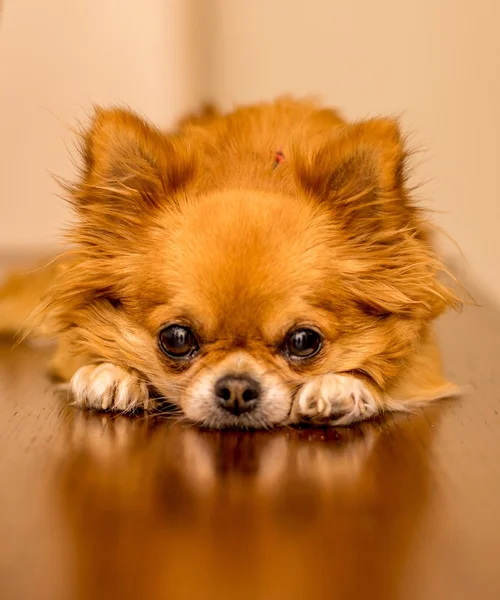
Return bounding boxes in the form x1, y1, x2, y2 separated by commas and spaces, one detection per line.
294, 120, 460, 318
293, 119, 408, 236
73, 107, 197, 211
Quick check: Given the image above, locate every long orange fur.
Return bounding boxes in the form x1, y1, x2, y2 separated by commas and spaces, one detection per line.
0, 98, 462, 428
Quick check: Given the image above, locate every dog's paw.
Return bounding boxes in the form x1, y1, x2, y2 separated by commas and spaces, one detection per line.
294, 374, 379, 425
70, 363, 151, 412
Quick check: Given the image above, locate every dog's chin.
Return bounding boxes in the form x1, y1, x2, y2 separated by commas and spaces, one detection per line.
180, 393, 293, 430
194, 408, 278, 430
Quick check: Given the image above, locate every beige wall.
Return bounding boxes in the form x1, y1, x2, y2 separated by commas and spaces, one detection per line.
1, 0, 499, 300
0, 0, 202, 253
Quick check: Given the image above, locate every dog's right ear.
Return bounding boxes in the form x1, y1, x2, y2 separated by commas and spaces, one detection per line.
73, 107, 197, 211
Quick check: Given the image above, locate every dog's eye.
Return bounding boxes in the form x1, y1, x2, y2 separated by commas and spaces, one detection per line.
158, 325, 199, 359
286, 328, 322, 359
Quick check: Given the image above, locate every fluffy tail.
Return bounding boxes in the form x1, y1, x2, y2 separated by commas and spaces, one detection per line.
0, 257, 62, 338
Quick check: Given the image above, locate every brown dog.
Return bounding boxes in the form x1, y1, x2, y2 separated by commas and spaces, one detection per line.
0, 99, 461, 428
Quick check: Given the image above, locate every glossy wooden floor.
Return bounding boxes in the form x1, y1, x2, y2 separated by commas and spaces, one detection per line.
1, 291, 500, 599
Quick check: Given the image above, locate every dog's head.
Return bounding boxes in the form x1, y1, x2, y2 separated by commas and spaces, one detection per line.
48, 106, 459, 428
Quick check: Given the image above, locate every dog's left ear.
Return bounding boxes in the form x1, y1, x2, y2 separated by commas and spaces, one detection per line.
294, 120, 461, 318
293, 119, 407, 232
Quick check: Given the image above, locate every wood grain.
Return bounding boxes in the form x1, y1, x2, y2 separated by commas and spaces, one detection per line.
1, 288, 499, 600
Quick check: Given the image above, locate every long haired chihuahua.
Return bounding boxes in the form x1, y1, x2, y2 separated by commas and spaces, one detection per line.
1, 99, 461, 428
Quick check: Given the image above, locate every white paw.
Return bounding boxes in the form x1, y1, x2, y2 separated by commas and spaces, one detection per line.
295, 374, 379, 425
70, 363, 151, 412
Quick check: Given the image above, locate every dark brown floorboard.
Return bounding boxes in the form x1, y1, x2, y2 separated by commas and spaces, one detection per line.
1, 273, 499, 600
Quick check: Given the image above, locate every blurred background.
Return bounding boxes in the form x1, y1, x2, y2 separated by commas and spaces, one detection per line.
0, 0, 499, 300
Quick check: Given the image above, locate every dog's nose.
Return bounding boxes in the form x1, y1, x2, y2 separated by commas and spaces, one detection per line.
214, 374, 260, 415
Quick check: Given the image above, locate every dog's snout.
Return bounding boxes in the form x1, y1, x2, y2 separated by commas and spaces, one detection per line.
215, 374, 260, 415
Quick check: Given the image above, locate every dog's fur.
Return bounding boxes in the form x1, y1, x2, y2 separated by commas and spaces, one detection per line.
0, 99, 461, 428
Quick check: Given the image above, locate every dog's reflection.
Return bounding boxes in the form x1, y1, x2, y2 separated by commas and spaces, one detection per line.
58, 410, 440, 600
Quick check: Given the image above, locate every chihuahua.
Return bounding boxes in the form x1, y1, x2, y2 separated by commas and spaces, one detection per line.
1, 99, 461, 428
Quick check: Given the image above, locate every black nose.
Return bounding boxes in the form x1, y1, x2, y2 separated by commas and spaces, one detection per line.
214, 374, 261, 415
